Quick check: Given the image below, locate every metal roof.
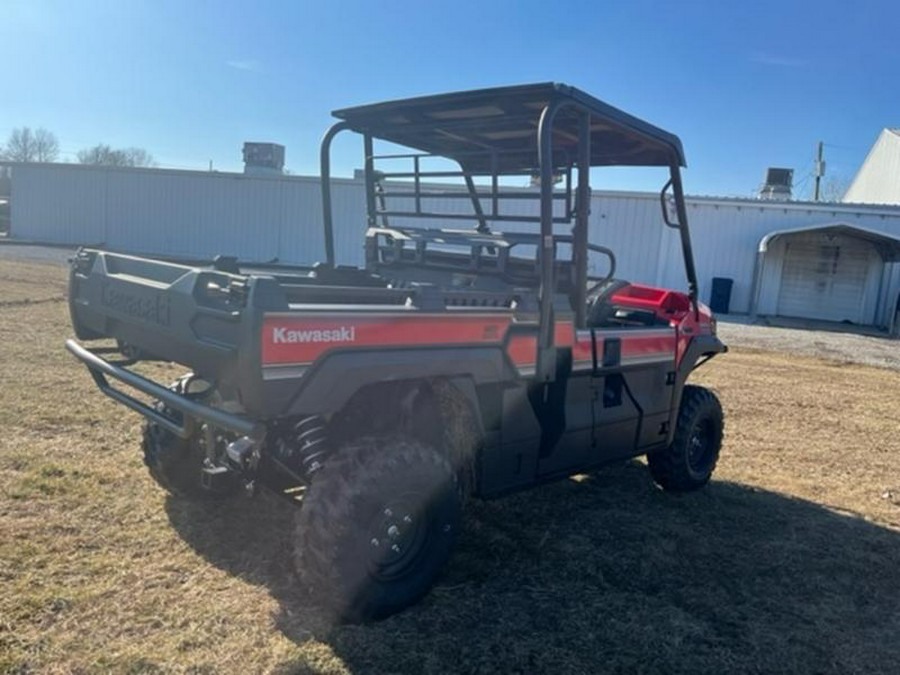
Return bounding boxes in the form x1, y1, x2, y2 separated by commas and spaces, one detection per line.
759, 222, 900, 261
332, 82, 686, 173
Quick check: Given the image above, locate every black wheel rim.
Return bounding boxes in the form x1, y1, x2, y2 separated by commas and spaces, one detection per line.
687, 418, 715, 475
365, 496, 430, 581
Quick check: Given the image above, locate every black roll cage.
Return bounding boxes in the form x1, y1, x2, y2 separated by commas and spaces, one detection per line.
319, 84, 700, 382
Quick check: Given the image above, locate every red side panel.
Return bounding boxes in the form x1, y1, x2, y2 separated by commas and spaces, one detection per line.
616, 332, 677, 361
572, 337, 594, 365
262, 313, 679, 372
673, 301, 716, 367
505, 322, 593, 371
505, 334, 538, 368
262, 314, 512, 366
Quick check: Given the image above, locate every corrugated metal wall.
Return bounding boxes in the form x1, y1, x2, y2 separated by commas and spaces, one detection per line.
844, 129, 900, 206
8, 163, 900, 322
9, 164, 336, 265
11, 165, 108, 243
657, 198, 900, 318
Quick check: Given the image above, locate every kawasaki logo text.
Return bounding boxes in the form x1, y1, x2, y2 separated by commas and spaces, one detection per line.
272, 326, 356, 344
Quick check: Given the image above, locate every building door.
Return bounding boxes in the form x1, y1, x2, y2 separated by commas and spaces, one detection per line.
776, 235, 876, 323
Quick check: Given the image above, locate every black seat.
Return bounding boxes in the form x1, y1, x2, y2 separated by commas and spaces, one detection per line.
586, 279, 631, 327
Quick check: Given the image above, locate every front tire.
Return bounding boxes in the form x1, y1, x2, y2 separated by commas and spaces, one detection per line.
648, 385, 723, 492
293, 436, 461, 622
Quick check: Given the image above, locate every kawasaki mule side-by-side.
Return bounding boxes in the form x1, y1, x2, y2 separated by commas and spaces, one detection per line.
66, 83, 726, 620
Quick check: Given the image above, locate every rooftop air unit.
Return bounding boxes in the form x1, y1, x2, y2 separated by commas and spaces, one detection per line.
759, 167, 793, 201
242, 142, 285, 176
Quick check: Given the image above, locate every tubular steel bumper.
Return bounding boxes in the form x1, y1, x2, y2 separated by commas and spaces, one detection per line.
65, 339, 261, 440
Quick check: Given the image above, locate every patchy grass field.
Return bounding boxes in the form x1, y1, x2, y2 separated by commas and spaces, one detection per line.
2, 259, 900, 674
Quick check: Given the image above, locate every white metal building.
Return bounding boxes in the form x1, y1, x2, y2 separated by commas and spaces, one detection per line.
844, 129, 900, 205
5, 162, 900, 331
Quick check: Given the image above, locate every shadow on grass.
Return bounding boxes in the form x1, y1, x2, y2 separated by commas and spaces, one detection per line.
165, 462, 900, 674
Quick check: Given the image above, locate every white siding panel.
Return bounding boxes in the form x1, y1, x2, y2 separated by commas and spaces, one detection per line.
12, 165, 107, 243
678, 203, 778, 312
275, 179, 322, 264
104, 172, 281, 260
592, 194, 662, 284
323, 181, 366, 266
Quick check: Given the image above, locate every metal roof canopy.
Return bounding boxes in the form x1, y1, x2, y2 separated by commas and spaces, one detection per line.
332, 82, 686, 173
750, 222, 900, 319
759, 223, 900, 262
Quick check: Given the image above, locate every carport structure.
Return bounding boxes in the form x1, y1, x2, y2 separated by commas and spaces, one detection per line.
750, 223, 900, 329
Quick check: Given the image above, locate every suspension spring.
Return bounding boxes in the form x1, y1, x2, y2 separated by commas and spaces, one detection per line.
294, 415, 329, 477
274, 414, 329, 480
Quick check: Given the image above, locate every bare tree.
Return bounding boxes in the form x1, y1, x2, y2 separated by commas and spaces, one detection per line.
77, 144, 156, 167
122, 147, 155, 167
76, 144, 124, 166
1, 127, 60, 162
798, 175, 852, 203
818, 176, 851, 202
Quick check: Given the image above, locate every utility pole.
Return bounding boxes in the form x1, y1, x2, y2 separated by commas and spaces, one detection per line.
813, 141, 825, 201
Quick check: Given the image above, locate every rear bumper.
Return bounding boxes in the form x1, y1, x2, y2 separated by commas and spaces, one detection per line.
65, 339, 261, 439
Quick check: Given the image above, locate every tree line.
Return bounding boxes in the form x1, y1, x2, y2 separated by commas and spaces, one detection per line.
0, 126, 155, 167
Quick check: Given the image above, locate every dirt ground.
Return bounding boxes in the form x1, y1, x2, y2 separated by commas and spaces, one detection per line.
2, 259, 900, 674
0, 243, 74, 266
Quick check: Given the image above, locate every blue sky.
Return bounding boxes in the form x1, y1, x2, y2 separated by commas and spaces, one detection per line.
2, 0, 897, 198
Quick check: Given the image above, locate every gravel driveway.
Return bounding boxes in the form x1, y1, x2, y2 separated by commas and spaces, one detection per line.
3, 242, 898, 371
0, 242, 75, 265
718, 317, 900, 372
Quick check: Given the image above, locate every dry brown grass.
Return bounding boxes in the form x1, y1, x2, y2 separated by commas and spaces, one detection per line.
0, 261, 68, 306
2, 259, 900, 674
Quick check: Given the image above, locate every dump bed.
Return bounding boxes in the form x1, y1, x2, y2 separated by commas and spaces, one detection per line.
70, 249, 387, 411
68, 248, 528, 419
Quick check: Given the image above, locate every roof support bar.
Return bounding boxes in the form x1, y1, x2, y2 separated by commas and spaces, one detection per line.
537, 99, 599, 381
364, 134, 378, 228
573, 111, 591, 329
320, 121, 352, 267
537, 101, 564, 382
668, 164, 700, 317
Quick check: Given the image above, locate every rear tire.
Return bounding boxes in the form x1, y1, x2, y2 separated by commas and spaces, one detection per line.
141, 376, 239, 500
647, 385, 723, 492
293, 436, 460, 622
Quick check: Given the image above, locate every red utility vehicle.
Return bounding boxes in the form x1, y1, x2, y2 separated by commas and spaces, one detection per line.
67, 83, 726, 620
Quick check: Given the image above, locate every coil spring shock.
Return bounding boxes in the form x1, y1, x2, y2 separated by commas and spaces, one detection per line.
293, 415, 328, 477
273, 414, 329, 480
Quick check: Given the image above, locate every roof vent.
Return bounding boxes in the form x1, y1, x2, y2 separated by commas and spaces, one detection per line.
759, 167, 793, 201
